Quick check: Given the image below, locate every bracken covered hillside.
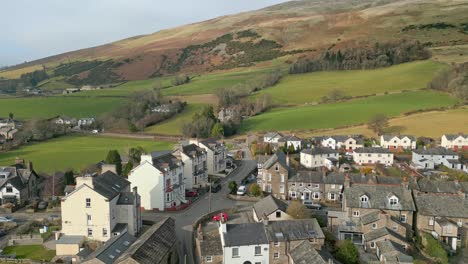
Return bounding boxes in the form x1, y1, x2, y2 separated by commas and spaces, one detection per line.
2, 0, 468, 83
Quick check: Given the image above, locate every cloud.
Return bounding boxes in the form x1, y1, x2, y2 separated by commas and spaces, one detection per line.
0, 0, 288, 65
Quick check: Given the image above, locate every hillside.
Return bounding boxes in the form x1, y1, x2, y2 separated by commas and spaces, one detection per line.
1, 0, 468, 85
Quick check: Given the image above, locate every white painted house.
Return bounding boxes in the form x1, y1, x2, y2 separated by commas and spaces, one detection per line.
300, 147, 339, 170
353, 147, 394, 165
441, 134, 468, 151
77, 118, 95, 127
380, 135, 417, 150
278, 135, 303, 150
128, 151, 186, 211
412, 147, 467, 172
263, 132, 283, 144
219, 222, 270, 264
173, 143, 208, 190
320, 135, 364, 151
0, 164, 38, 206
191, 139, 226, 175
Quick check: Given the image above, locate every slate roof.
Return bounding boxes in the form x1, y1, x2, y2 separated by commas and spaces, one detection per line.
413, 193, 468, 218
253, 195, 288, 219
364, 227, 390, 241
264, 132, 283, 138
382, 135, 416, 141
360, 211, 381, 225
85, 232, 136, 264
199, 138, 222, 151
289, 240, 326, 264
263, 151, 289, 170
181, 144, 206, 158
376, 240, 413, 263
413, 147, 458, 156
256, 154, 272, 165
289, 170, 323, 183
323, 172, 345, 185
92, 171, 130, 200
199, 229, 223, 256
223, 223, 268, 247
278, 135, 302, 142
344, 185, 415, 211
264, 219, 324, 242
116, 217, 177, 264
444, 134, 468, 140
354, 147, 392, 154
149, 151, 182, 171
0, 166, 35, 192
416, 178, 462, 194
301, 147, 338, 155
117, 192, 136, 205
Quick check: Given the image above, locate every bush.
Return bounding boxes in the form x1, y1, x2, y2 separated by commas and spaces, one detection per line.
424, 234, 448, 264
335, 239, 359, 264
286, 201, 309, 219
228, 181, 238, 194
249, 184, 262, 197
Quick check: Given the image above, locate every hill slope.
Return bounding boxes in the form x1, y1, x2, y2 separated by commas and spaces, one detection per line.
1, 0, 468, 83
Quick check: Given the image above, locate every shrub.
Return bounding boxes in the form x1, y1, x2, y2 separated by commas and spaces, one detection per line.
228, 181, 238, 194
249, 184, 262, 197
424, 234, 448, 264
335, 239, 359, 264
286, 201, 309, 219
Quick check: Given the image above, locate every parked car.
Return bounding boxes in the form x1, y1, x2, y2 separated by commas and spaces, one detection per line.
185, 191, 199, 197
0, 217, 14, 222
212, 212, 228, 222
211, 183, 221, 193
303, 201, 322, 210
37, 201, 48, 210
237, 185, 247, 196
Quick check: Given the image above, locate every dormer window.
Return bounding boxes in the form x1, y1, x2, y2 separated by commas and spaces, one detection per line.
360, 195, 369, 203
389, 195, 399, 206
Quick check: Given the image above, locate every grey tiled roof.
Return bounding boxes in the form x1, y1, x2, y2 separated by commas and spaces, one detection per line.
85, 232, 136, 264
444, 134, 467, 140
253, 195, 288, 219
323, 172, 345, 185
376, 240, 412, 263
264, 132, 283, 138
413, 147, 458, 156
360, 211, 381, 225
416, 179, 461, 194
264, 219, 324, 242
150, 151, 182, 171
288, 170, 322, 183
354, 147, 392, 154
200, 138, 222, 151
117, 192, 136, 205
223, 223, 268, 247
414, 193, 468, 218
278, 135, 302, 142
117, 217, 177, 264
382, 135, 416, 141
344, 185, 415, 211
289, 240, 326, 264
301, 147, 338, 155
199, 229, 223, 256
263, 151, 289, 170
181, 144, 206, 158
92, 171, 130, 200
363, 227, 389, 241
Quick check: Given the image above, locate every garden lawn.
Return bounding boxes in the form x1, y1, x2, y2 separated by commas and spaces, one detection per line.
0, 96, 124, 120
241, 90, 459, 132
146, 104, 205, 135
2, 245, 56, 261
0, 135, 172, 173
255, 60, 446, 105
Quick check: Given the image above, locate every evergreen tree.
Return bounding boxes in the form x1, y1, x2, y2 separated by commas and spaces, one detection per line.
64, 170, 75, 185
105, 150, 122, 175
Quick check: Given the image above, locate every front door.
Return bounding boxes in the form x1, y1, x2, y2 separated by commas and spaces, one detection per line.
304, 192, 310, 200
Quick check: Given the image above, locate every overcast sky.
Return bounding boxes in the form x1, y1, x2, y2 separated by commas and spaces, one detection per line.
0, 0, 288, 66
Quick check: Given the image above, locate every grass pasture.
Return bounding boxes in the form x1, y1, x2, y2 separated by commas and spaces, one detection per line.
241, 90, 459, 132
0, 135, 172, 173
2, 245, 55, 261
0, 96, 124, 120
146, 104, 205, 135
255, 61, 446, 105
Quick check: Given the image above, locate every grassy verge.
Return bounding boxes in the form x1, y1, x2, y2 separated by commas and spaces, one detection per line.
2, 245, 56, 261
0, 135, 172, 173
241, 90, 459, 132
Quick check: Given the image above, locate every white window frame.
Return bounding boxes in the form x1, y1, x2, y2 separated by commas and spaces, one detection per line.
372, 223, 377, 229
254, 246, 262, 256
429, 216, 434, 226
370, 241, 376, 248
274, 252, 280, 259
400, 214, 407, 223
206, 256, 213, 262
232, 247, 239, 258
353, 211, 360, 217
85, 198, 91, 208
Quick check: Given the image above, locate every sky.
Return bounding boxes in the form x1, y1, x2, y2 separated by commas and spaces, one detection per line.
0, 0, 288, 66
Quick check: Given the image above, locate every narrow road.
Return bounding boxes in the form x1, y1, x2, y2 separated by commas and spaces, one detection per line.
142, 159, 257, 264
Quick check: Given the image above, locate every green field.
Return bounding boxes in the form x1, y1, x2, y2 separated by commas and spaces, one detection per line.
241, 90, 459, 132
255, 60, 446, 105
146, 104, 205, 135
0, 96, 124, 120
0, 135, 172, 173
2, 245, 56, 261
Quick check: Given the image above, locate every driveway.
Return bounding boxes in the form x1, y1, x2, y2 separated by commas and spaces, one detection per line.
142, 159, 257, 264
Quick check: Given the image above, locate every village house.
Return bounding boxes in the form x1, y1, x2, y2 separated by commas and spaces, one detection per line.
0, 161, 39, 206
217, 107, 238, 123
380, 135, 417, 151
338, 184, 415, 252
151, 104, 172, 113
190, 138, 227, 175
413, 191, 468, 251
54, 116, 77, 126
78, 118, 95, 128
0, 126, 18, 140
263, 132, 283, 144
60, 169, 142, 245
277, 135, 303, 151
300, 147, 339, 170
441, 134, 468, 150
353, 147, 394, 166
256, 154, 271, 181
128, 151, 186, 211
173, 143, 208, 190
252, 195, 292, 222
288, 240, 328, 264
197, 226, 223, 264
412, 147, 467, 172
80, 217, 178, 264
322, 172, 346, 203
258, 152, 291, 200
375, 240, 413, 264
288, 171, 323, 201
319, 135, 364, 151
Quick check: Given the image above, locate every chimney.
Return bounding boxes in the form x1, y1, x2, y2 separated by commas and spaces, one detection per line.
286, 153, 290, 167
140, 154, 153, 165
15, 157, 24, 165
101, 164, 117, 175
262, 214, 269, 226
133, 186, 138, 195
219, 220, 227, 234
75, 174, 94, 189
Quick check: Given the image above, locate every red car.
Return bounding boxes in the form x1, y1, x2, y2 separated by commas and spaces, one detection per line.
212, 212, 228, 222
185, 191, 199, 197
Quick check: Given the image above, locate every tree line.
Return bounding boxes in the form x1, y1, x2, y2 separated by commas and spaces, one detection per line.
289, 40, 430, 74
427, 62, 468, 101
